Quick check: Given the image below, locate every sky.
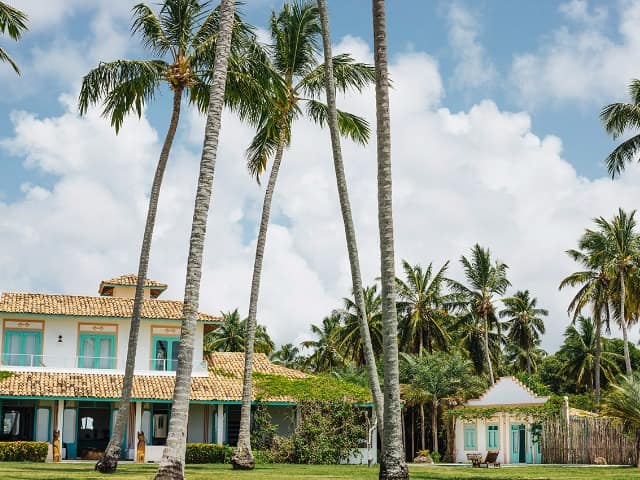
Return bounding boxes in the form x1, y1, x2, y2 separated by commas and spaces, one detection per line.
1, 0, 640, 352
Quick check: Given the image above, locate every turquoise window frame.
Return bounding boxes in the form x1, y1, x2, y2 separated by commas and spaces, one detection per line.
463, 424, 477, 450
78, 333, 116, 369
2, 330, 42, 366
152, 336, 180, 371
486, 424, 499, 450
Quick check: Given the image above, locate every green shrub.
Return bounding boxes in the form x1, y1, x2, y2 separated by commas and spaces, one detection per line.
253, 449, 274, 464
184, 443, 233, 464
431, 451, 441, 463
0, 441, 48, 462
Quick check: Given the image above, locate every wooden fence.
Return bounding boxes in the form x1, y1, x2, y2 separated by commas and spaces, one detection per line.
541, 415, 637, 465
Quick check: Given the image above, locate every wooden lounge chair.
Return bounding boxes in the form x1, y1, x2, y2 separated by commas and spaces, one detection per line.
479, 450, 500, 468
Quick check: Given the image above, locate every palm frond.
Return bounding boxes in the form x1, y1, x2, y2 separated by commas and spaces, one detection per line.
605, 133, 640, 179
159, 0, 203, 53
246, 112, 283, 181
0, 44, 18, 73
131, 3, 172, 56
298, 54, 376, 98
0, 1, 28, 40
305, 99, 370, 145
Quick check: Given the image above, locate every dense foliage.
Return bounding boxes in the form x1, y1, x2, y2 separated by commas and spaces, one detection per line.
184, 443, 234, 464
0, 441, 48, 462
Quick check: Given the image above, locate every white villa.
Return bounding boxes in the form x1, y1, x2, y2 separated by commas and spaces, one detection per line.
0, 275, 376, 463
454, 376, 548, 465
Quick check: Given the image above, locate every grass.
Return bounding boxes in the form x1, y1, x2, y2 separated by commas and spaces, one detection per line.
0, 463, 636, 479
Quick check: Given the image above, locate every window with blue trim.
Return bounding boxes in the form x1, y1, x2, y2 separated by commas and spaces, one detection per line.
2, 330, 42, 366
487, 424, 499, 449
152, 336, 180, 371
463, 424, 477, 450
78, 333, 116, 369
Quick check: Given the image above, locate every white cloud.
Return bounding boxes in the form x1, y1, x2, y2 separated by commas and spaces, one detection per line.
447, 3, 496, 89
2, 28, 640, 354
511, 0, 640, 107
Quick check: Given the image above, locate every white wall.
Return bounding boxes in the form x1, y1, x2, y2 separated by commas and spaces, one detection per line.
187, 404, 207, 443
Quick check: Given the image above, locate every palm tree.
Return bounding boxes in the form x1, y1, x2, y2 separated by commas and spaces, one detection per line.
601, 80, 640, 178
0, 2, 27, 74
205, 309, 275, 354
302, 313, 345, 372
232, 1, 375, 470
372, 0, 408, 477
601, 374, 640, 467
396, 260, 454, 356
453, 309, 504, 377
452, 244, 510, 385
558, 316, 621, 392
270, 343, 301, 368
316, 0, 384, 435
336, 285, 384, 366
154, 1, 235, 477
83, 2, 260, 472
500, 290, 547, 375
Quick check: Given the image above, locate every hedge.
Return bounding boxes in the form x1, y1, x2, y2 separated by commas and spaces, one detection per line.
0, 441, 48, 462
184, 443, 233, 464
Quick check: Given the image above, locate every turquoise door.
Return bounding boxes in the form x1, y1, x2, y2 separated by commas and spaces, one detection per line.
78, 333, 115, 369
510, 424, 527, 463
152, 337, 180, 371
3, 330, 41, 366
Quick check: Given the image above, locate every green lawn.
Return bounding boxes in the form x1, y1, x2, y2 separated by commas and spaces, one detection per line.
0, 463, 636, 480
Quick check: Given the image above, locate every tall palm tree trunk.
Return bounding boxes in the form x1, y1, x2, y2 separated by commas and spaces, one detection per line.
231, 135, 286, 470
621, 274, 633, 375
155, 2, 235, 478
483, 312, 495, 385
431, 399, 438, 454
595, 316, 602, 403
316, 0, 384, 434
96, 87, 183, 473
419, 403, 425, 451
372, 1, 408, 478
526, 350, 531, 376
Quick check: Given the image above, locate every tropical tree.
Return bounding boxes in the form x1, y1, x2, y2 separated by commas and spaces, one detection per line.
372, 0, 408, 477
0, 2, 27, 74
232, 1, 375, 469
453, 310, 504, 377
500, 290, 547, 375
558, 317, 621, 392
451, 244, 510, 385
601, 374, 640, 467
154, 1, 235, 477
302, 313, 345, 372
83, 1, 261, 472
601, 79, 640, 178
401, 352, 483, 456
316, 0, 384, 434
396, 260, 454, 356
336, 285, 384, 365
270, 343, 301, 368
204, 309, 275, 354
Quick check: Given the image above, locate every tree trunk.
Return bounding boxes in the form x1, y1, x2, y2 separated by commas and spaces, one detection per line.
594, 315, 602, 404
95, 87, 184, 474
410, 407, 415, 459
621, 274, 633, 375
431, 398, 438, 455
154, 2, 234, 478
418, 327, 423, 357
483, 312, 495, 385
419, 403, 425, 451
231, 130, 287, 472
526, 354, 531, 376
372, 1, 408, 478
316, 0, 384, 437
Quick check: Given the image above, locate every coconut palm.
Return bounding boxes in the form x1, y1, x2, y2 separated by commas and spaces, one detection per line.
154, 1, 235, 478
204, 309, 275, 354
302, 313, 345, 372
601, 374, 640, 467
453, 309, 504, 377
601, 80, 640, 178
336, 285, 384, 366
0, 2, 27, 74
500, 290, 547, 375
270, 343, 301, 368
232, 1, 375, 469
396, 260, 454, 356
316, 0, 384, 434
451, 244, 510, 385
558, 316, 621, 392
83, 1, 261, 472
372, 0, 408, 477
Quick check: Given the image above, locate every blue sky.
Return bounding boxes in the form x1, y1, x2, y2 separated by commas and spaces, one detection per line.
1, 0, 640, 350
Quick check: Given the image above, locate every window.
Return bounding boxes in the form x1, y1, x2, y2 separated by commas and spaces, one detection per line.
2, 411, 20, 436
2, 330, 42, 366
152, 337, 180, 371
487, 424, 499, 449
78, 333, 115, 369
463, 424, 477, 450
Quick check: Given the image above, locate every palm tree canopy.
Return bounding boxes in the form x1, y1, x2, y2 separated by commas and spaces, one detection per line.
0, 1, 28, 74
302, 312, 345, 372
78, 0, 266, 132
601, 373, 640, 432
205, 309, 275, 354
245, 1, 376, 180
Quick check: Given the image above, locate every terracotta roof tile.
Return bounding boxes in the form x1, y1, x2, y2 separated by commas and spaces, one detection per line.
0, 293, 220, 322
206, 352, 309, 379
100, 274, 168, 289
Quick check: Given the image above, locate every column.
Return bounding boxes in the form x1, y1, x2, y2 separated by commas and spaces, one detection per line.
134, 402, 142, 460
56, 400, 64, 459
216, 404, 224, 444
